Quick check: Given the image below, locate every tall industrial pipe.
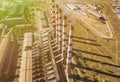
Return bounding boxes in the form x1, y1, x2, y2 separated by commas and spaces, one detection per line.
66, 25, 74, 79
50, 0, 56, 36
55, 4, 59, 41
62, 15, 67, 63
57, 9, 62, 51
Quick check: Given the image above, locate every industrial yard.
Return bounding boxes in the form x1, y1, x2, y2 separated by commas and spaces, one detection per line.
0, 0, 120, 82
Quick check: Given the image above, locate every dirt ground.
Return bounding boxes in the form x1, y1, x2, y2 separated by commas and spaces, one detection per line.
59, 0, 120, 82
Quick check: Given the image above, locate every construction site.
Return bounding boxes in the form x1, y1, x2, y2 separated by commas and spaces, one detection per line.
0, 0, 120, 82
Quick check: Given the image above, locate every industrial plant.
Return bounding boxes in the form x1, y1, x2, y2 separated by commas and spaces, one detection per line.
0, 0, 120, 82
